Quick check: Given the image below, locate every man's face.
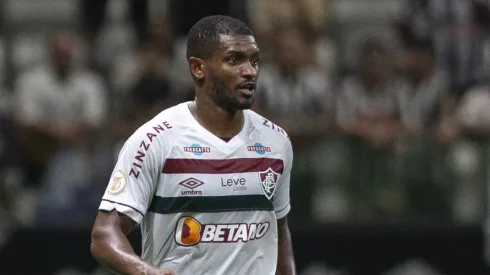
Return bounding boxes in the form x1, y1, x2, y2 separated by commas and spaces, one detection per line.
206, 34, 260, 111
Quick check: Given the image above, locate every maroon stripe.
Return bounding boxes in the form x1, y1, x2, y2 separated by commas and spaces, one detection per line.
162, 158, 284, 174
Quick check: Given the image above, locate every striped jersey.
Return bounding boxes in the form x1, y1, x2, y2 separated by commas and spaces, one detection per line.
99, 101, 293, 275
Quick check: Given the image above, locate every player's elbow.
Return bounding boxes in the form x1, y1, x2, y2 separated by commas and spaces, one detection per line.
90, 225, 109, 262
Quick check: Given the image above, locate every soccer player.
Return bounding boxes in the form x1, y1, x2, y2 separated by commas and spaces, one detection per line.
90, 15, 296, 275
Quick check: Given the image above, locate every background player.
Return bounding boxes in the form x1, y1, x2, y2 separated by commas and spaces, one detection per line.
90, 15, 296, 275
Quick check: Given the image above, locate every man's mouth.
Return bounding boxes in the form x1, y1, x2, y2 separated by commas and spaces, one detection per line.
237, 82, 256, 95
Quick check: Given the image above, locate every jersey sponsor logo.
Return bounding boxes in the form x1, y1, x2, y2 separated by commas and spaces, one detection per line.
129, 121, 173, 179
107, 170, 127, 195
184, 143, 211, 156
179, 178, 204, 195
221, 177, 247, 192
262, 118, 286, 135
259, 168, 279, 199
221, 178, 247, 192
247, 142, 271, 155
175, 216, 270, 246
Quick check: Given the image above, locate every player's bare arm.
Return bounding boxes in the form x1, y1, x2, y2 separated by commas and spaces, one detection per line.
91, 210, 174, 275
276, 216, 296, 275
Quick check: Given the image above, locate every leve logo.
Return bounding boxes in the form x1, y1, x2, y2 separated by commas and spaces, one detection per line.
175, 217, 270, 246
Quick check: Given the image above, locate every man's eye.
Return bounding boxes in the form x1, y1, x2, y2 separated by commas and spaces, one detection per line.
228, 57, 238, 65
251, 58, 259, 66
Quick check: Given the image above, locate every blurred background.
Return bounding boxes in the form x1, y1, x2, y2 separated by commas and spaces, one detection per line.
1, 0, 490, 274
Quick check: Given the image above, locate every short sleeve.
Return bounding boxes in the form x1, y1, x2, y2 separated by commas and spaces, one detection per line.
99, 127, 164, 224
273, 139, 293, 219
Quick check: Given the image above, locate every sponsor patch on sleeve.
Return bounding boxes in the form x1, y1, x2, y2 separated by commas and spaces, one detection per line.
107, 170, 127, 195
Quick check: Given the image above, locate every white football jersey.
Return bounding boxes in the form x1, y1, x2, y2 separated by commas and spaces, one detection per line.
99, 101, 293, 275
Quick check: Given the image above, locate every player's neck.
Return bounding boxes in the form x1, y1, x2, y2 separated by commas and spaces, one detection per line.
190, 99, 244, 139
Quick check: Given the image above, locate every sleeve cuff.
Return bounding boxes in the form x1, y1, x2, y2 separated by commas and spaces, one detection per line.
99, 199, 144, 224
275, 203, 290, 219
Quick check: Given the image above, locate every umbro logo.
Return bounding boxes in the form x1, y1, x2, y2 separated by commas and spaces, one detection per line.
179, 178, 204, 196
179, 178, 204, 189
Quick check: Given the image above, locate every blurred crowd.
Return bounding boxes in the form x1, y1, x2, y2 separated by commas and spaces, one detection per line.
1, 0, 490, 232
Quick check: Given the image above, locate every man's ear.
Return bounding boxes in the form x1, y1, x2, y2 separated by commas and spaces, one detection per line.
189, 57, 206, 80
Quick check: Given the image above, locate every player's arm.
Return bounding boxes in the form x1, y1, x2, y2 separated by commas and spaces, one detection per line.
276, 216, 296, 275
91, 210, 171, 275
90, 125, 173, 275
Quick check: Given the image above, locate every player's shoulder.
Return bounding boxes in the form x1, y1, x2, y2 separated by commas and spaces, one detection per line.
128, 102, 192, 147
246, 110, 291, 149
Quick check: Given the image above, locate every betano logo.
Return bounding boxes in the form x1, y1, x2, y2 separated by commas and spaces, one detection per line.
175, 217, 270, 246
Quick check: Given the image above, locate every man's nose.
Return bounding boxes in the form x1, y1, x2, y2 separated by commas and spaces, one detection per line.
241, 61, 257, 79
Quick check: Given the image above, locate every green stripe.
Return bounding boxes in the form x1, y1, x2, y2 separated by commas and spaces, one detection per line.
148, 194, 273, 214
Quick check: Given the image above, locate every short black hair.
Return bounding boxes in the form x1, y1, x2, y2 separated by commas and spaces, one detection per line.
186, 15, 253, 60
